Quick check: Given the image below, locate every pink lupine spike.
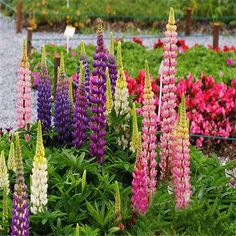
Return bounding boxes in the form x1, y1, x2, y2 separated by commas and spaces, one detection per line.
160, 8, 178, 180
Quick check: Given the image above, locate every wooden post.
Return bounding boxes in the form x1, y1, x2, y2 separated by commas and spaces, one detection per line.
16, 0, 23, 33
213, 23, 220, 49
27, 27, 33, 56
185, 7, 192, 36
54, 54, 60, 99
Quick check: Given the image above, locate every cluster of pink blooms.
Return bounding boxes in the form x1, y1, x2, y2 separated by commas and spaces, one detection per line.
17, 40, 32, 129
177, 73, 236, 147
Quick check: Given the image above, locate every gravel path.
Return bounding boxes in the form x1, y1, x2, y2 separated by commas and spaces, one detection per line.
0, 14, 235, 130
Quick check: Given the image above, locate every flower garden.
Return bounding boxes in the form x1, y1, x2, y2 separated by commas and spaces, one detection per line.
0, 4, 236, 236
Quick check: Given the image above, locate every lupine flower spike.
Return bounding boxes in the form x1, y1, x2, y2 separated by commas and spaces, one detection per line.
0, 151, 9, 192
172, 94, 192, 209
72, 62, 89, 148
37, 45, 51, 132
77, 40, 90, 103
114, 181, 122, 222
114, 43, 130, 148
11, 133, 29, 236
131, 131, 148, 214
105, 67, 113, 121
107, 32, 118, 96
1, 186, 9, 233
142, 61, 158, 199
75, 223, 80, 236
17, 38, 32, 129
54, 53, 71, 145
89, 19, 107, 163
160, 8, 178, 180
130, 103, 141, 153
31, 121, 48, 214
69, 76, 74, 108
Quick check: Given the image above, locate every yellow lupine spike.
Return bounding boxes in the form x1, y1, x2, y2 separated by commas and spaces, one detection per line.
109, 32, 114, 56
35, 121, 45, 162
130, 103, 140, 153
0, 151, 6, 177
168, 7, 175, 25
41, 45, 47, 68
8, 141, 16, 172
75, 223, 80, 236
105, 67, 113, 117
116, 69, 127, 90
79, 61, 85, 83
144, 60, 151, 91
21, 38, 29, 68
97, 18, 103, 34
59, 53, 65, 76
69, 77, 74, 104
114, 181, 121, 216
80, 40, 86, 56
179, 94, 187, 128
15, 133, 24, 184
2, 186, 8, 226
81, 169, 86, 192
117, 41, 123, 71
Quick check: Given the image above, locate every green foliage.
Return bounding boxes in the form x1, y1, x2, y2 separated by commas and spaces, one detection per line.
0, 124, 235, 235
30, 42, 235, 87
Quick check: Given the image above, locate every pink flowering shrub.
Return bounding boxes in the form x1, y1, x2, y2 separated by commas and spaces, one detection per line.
126, 71, 236, 147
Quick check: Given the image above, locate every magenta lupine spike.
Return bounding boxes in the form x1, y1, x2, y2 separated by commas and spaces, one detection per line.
72, 62, 89, 147
17, 38, 32, 129
107, 32, 118, 96
89, 19, 107, 163
160, 8, 178, 180
131, 134, 149, 214
172, 95, 192, 208
11, 133, 29, 236
142, 61, 158, 197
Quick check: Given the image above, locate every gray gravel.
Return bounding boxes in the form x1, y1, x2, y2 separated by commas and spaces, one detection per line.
0, 14, 235, 130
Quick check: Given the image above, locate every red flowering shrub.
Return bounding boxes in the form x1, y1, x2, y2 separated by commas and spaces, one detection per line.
126, 71, 236, 147
132, 37, 144, 47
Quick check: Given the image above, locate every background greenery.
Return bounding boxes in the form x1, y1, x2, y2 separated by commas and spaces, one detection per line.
1, 0, 236, 30
30, 42, 236, 85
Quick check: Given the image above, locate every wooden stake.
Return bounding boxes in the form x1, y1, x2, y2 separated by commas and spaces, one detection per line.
16, 0, 23, 33
213, 23, 220, 49
185, 7, 192, 36
54, 54, 60, 99
27, 27, 33, 56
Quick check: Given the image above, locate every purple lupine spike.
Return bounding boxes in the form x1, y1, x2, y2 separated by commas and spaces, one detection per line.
107, 32, 117, 96
77, 41, 90, 103
11, 133, 29, 236
54, 53, 71, 145
72, 62, 89, 147
37, 46, 51, 132
89, 19, 107, 163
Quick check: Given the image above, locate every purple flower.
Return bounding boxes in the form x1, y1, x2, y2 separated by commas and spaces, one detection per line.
37, 47, 51, 132
72, 62, 89, 147
89, 20, 107, 163
54, 54, 71, 145
227, 58, 233, 66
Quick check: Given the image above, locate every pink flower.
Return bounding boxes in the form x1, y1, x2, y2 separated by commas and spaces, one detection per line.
25, 133, 30, 142
218, 71, 224, 78
227, 58, 233, 66
71, 50, 77, 58
231, 78, 236, 89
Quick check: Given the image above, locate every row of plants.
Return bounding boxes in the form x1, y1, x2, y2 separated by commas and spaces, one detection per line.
0, 8, 235, 236
2, 0, 236, 30
30, 39, 236, 88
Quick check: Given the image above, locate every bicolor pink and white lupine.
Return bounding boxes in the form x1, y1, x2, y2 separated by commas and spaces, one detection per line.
141, 61, 158, 196
17, 40, 31, 129
160, 8, 178, 180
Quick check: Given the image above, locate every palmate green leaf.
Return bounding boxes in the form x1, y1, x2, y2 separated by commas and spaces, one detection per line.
79, 225, 100, 236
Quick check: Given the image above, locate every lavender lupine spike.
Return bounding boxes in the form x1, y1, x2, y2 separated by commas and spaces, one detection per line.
54, 53, 71, 145
77, 40, 90, 103
107, 32, 118, 96
89, 19, 107, 163
72, 62, 89, 148
37, 46, 51, 132
17, 38, 31, 129
160, 8, 178, 180
11, 133, 29, 236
